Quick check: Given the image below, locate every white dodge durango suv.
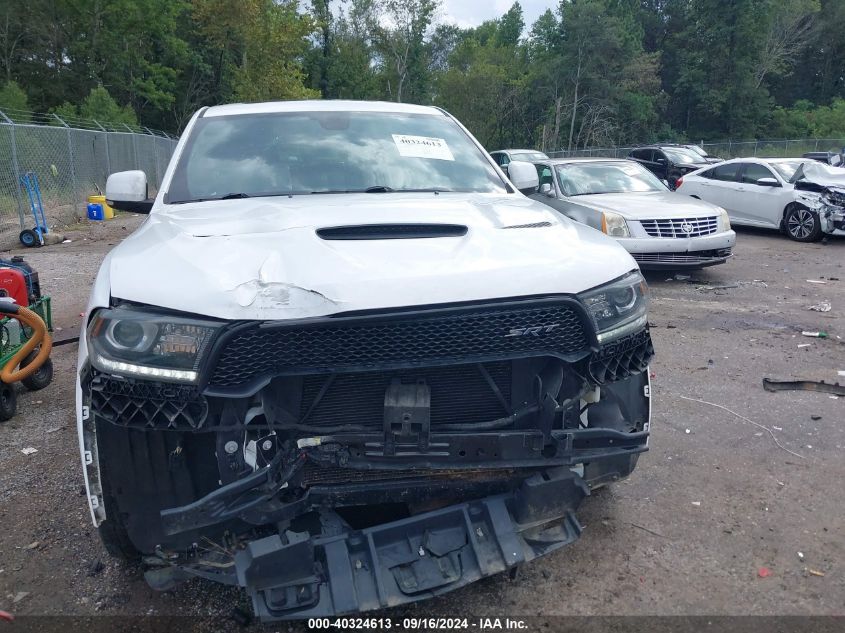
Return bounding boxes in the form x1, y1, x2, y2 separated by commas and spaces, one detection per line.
78, 101, 654, 620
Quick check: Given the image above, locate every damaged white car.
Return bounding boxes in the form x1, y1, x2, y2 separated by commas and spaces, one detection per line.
677, 158, 845, 241
77, 101, 653, 620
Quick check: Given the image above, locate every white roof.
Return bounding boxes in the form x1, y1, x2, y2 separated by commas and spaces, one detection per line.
203, 100, 443, 117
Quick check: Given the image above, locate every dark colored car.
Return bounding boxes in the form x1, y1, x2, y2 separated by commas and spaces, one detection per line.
801, 151, 843, 166
628, 145, 711, 189
683, 144, 722, 164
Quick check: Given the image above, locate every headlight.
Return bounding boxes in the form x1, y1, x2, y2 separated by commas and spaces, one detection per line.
715, 206, 731, 231
87, 307, 221, 382
600, 211, 630, 237
579, 271, 649, 344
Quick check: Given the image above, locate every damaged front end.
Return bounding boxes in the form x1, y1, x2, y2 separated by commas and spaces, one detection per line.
79, 279, 653, 620
794, 168, 845, 235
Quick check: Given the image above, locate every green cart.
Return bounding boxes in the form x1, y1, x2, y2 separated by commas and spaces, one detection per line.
0, 296, 54, 420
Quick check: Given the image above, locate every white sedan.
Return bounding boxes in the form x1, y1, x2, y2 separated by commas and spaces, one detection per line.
676, 158, 845, 241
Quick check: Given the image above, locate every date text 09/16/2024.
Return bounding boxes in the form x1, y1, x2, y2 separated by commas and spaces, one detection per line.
307, 617, 529, 630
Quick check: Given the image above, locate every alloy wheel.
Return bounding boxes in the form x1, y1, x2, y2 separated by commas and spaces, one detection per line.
787, 208, 815, 240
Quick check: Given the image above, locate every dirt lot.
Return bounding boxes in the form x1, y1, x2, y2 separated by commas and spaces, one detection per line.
0, 216, 843, 629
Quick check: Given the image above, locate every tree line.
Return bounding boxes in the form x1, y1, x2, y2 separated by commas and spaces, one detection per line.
1, 0, 843, 149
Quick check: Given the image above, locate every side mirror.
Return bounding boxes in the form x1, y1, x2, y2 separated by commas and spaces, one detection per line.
105, 170, 153, 214
507, 161, 539, 194
756, 177, 780, 187
539, 183, 555, 197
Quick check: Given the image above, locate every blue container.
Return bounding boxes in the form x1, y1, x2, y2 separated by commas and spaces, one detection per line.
87, 202, 104, 221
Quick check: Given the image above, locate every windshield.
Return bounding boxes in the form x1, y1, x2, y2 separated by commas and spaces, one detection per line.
555, 161, 668, 196
687, 145, 708, 157
662, 147, 702, 164
511, 151, 549, 162
166, 111, 507, 203
770, 161, 805, 182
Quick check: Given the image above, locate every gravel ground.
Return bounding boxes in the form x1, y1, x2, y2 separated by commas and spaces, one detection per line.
0, 216, 843, 630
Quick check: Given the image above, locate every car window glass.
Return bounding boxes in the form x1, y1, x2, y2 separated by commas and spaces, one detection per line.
535, 164, 554, 187
770, 161, 803, 181
661, 148, 699, 164
741, 163, 776, 184
555, 162, 666, 196
512, 151, 549, 162
706, 162, 740, 182
500, 154, 510, 165
167, 111, 507, 202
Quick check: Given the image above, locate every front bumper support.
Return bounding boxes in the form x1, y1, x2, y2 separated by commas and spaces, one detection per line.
230, 467, 588, 619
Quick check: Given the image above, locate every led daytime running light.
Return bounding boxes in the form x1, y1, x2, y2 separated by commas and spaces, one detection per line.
95, 355, 197, 382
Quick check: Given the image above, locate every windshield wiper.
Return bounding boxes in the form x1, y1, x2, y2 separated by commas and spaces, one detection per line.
310, 187, 452, 194
220, 192, 250, 199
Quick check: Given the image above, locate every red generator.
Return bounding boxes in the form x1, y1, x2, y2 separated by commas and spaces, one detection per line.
0, 268, 29, 306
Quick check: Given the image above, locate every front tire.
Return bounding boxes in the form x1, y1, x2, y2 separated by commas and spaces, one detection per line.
98, 488, 141, 562
785, 205, 823, 242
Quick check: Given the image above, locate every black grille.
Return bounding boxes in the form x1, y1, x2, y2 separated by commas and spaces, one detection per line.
588, 330, 654, 384
300, 362, 511, 431
90, 372, 208, 430
208, 300, 591, 388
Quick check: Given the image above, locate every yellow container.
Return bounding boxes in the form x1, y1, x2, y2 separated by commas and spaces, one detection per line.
87, 194, 114, 219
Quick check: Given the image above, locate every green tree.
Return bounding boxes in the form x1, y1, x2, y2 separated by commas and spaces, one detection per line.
0, 80, 29, 121
372, 0, 439, 102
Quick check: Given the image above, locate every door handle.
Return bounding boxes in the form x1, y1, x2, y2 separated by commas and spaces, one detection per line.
736, 187, 746, 192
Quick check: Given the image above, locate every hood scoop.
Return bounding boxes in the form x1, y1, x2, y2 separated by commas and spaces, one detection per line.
317, 224, 468, 240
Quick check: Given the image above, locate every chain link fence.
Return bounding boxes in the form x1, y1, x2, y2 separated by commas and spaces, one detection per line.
0, 107, 178, 247
548, 138, 845, 160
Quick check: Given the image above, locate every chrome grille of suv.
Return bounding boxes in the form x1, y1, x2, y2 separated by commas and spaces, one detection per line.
640, 217, 718, 238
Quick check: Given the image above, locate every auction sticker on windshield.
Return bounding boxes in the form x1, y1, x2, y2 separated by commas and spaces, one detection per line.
392, 134, 455, 161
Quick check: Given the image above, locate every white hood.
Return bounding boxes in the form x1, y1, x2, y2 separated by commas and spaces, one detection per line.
104, 193, 636, 320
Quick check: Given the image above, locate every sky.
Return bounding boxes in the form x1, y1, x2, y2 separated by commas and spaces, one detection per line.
439, 0, 553, 30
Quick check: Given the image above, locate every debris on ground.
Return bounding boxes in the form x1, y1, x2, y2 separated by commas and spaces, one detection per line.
691, 501, 701, 506
678, 395, 806, 459
0, 611, 13, 622
24, 541, 39, 550
763, 378, 845, 397
697, 283, 739, 292
797, 343, 812, 348
9, 591, 29, 603
20, 447, 38, 455
801, 331, 828, 338
806, 279, 827, 284
758, 567, 772, 578
807, 301, 832, 312
811, 415, 822, 421
808, 569, 826, 577
797, 552, 804, 560
86, 559, 104, 577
